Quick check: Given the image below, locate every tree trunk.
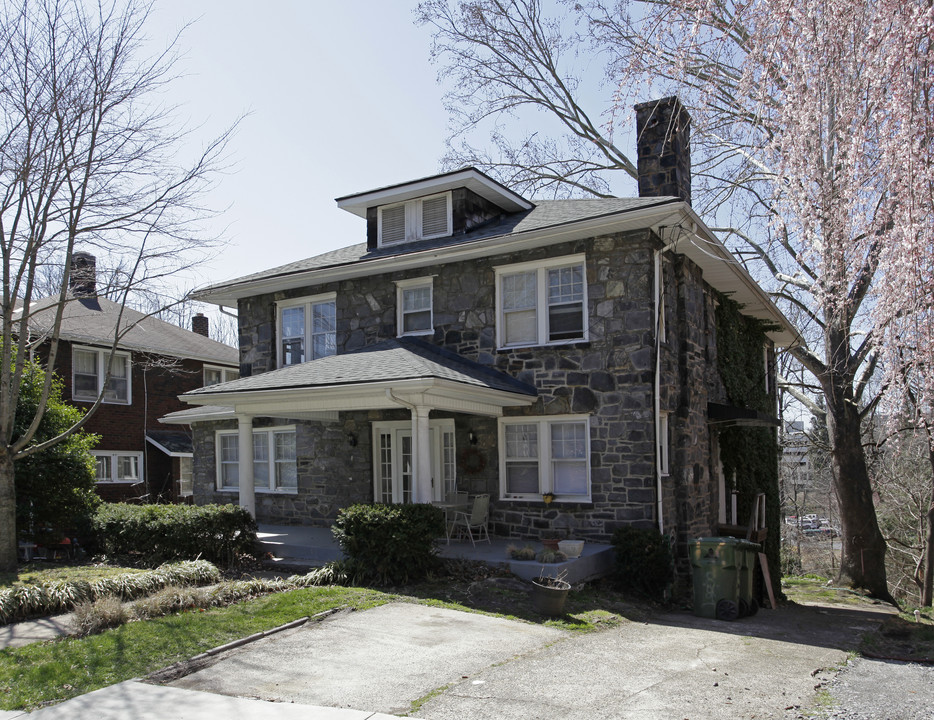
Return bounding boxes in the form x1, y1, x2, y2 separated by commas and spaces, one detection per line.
826, 398, 893, 603
923, 443, 934, 607
0, 451, 17, 573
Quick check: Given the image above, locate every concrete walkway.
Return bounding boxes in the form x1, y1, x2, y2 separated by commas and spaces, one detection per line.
0, 614, 72, 649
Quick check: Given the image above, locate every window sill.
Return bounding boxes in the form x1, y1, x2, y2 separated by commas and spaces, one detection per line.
501, 495, 592, 505
398, 330, 434, 338
215, 488, 298, 495
73, 397, 131, 405
95, 480, 142, 485
497, 339, 590, 352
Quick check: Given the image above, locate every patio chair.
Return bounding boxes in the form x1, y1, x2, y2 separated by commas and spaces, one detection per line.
446, 494, 491, 546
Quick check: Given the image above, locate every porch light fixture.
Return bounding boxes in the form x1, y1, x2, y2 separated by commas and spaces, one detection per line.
468, 430, 478, 445
346, 432, 357, 447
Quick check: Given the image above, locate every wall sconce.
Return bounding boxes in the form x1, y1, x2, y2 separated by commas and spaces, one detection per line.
468, 430, 478, 445
346, 432, 357, 447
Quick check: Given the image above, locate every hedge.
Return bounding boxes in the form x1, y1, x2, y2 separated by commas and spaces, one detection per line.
612, 525, 673, 602
332, 503, 445, 586
91, 503, 257, 566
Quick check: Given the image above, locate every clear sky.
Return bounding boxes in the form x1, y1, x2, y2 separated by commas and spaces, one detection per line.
147, 1, 450, 298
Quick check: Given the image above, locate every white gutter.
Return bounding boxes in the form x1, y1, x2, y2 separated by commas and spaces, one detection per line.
654, 248, 664, 535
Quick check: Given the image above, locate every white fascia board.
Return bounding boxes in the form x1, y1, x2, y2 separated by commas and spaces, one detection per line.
181, 377, 535, 418
194, 202, 686, 307
336, 169, 533, 217
144, 436, 193, 458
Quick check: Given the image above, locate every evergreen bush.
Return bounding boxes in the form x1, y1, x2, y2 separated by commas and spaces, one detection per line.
612, 525, 673, 601
90, 503, 257, 566
332, 503, 445, 586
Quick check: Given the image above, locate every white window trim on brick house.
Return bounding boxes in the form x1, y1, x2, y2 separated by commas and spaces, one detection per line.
93, 450, 143, 484
494, 254, 588, 349
377, 191, 452, 247
395, 276, 435, 337
215, 425, 298, 494
72, 345, 131, 404
203, 365, 240, 387
276, 293, 337, 368
498, 414, 591, 503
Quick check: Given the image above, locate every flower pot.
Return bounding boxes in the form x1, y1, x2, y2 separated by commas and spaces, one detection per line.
542, 538, 560, 551
531, 578, 571, 616
558, 539, 584, 558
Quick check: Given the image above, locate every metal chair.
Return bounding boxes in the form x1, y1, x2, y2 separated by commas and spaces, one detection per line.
446, 494, 491, 546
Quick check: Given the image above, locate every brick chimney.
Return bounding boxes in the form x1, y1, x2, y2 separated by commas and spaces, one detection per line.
634, 96, 692, 206
70, 252, 97, 297
192, 312, 209, 337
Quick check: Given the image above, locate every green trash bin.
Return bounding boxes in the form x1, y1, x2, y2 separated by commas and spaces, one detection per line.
690, 537, 741, 621
736, 540, 761, 617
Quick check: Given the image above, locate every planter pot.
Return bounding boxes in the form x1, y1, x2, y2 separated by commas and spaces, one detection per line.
542, 538, 560, 551
558, 540, 584, 558
531, 578, 571, 616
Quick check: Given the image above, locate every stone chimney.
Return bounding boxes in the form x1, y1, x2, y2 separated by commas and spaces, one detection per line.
70, 252, 97, 297
634, 96, 692, 206
192, 312, 209, 337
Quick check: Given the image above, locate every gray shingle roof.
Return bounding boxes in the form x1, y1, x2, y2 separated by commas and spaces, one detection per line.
145, 430, 193, 455
22, 295, 238, 366
184, 337, 536, 398
197, 196, 677, 295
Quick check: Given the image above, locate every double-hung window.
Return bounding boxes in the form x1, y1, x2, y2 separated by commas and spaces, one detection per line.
215, 427, 297, 493
203, 366, 240, 386
72, 346, 131, 404
395, 277, 434, 336
499, 415, 591, 502
93, 451, 143, 483
277, 293, 336, 367
495, 255, 587, 348
378, 192, 452, 246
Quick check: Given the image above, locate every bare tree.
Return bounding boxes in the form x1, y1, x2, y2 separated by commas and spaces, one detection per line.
418, 0, 933, 601
0, 0, 234, 572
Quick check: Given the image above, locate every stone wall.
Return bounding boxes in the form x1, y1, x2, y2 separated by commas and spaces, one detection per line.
197, 227, 738, 547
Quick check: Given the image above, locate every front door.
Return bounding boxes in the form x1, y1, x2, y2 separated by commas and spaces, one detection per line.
373, 420, 456, 503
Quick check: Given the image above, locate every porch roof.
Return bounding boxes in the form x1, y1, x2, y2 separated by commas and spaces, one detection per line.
170, 337, 538, 420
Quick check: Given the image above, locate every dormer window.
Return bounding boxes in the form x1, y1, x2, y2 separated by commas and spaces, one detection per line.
378, 192, 452, 246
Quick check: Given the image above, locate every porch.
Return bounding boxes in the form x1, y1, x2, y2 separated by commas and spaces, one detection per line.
256, 524, 615, 584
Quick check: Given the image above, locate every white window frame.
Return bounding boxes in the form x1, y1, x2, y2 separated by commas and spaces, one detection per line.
92, 451, 143, 484
377, 191, 452, 247
178, 456, 193, 497
498, 415, 591, 503
371, 419, 456, 503
72, 345, 131, 404
658, 412, 670, 477
494, 254, 588, 349
203, 365, 240, 387
276, 293, 337, 368
395, 276, 435, 337
214, 426, 298, 494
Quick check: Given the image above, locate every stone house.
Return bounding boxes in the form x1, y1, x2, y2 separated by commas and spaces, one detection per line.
21, 253, 239, 503
166, 97, 795, 563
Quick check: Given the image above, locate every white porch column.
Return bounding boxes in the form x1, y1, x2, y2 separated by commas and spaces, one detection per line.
237, 414, 255, 517
411, 406, 432, 503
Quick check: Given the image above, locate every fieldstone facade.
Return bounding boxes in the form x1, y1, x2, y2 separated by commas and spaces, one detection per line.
191, 224, 745, 551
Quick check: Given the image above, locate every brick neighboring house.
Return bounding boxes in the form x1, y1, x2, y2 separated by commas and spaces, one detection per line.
21, 254, 239, 503
165, 98, 796, 568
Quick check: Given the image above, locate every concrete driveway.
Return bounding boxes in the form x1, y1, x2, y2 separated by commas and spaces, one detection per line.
160, 600, 891, 720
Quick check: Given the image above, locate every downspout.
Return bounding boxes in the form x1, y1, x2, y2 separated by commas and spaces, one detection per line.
653, 250, 664, 534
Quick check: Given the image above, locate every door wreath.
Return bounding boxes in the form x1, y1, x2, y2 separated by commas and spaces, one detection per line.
458, 446, 487, 475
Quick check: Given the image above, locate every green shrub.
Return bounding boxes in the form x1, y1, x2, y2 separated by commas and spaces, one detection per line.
90, 502, 257, 566
332, 503, 445, 586
612, 526, 673, 602
0, 560, 220, 624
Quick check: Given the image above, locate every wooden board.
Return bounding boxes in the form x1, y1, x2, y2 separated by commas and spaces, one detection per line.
758, 552, 776, 609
